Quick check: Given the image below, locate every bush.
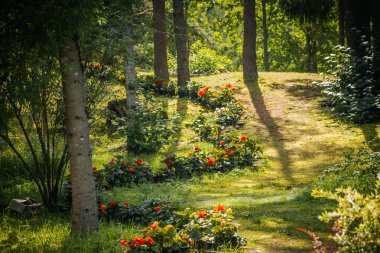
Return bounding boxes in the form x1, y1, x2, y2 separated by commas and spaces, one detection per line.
312, 181, 380, 252
317, 44, 380, 123
313, 147, 380, 195
189, 41, 232, 76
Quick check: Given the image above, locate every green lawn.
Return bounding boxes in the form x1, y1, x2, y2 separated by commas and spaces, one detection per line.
1, 72, 379, 252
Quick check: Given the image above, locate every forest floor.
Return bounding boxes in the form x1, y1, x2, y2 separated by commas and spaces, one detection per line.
1, 72, 379, 253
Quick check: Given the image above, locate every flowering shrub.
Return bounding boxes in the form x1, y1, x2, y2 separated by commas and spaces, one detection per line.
119, 205, 246, 252
140, 77, 177, 96
215, 101, 245, 126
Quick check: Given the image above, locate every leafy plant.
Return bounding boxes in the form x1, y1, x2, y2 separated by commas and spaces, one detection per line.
317, 44, 380, 123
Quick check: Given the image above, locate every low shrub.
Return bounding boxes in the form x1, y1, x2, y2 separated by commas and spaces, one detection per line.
119, 205, 246, 252
313, 147, 380, 195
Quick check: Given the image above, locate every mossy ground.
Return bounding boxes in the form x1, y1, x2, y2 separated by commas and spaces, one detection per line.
1, 72, 379, 252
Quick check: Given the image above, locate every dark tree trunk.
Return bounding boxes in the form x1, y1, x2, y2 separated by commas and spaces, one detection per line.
153, 0, 169, 80
373, 0, 380, 93
262, 0, 270, 71
345, 0, 371, 57
338, 0, 345, 45
243, 0, 258, 83
173, 0, 190, 87
58, 35, 98, 234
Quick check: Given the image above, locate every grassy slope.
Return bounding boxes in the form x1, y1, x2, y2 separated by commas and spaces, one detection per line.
1, 72, 379, 252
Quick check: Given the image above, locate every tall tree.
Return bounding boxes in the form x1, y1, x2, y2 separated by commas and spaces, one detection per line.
59, 35, 98, 233
173, 0, 190, 87
153, 0, 169, 80
338, 0, 345, 45
373, 0, 380, 94
243, 0, 258, 83
261, 0, 270, 71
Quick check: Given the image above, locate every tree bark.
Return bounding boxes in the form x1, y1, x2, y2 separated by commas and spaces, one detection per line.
243, 0, 258, 83
373, 0, 380, 93
125, 44, 137, 110
58, 35, 98, 233
261, 0, 270, 71
173, 0, 190, 87
338, 0, 345, 45
345, 0, 371, 56
153, 0, 169, 80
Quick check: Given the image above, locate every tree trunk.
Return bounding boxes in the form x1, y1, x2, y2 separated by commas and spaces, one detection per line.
305, 27, 312, 72
125, 44, 137, 110
153, 0, 169, 80
345, 0, 371, 57
173, 0, 190, 87
58, 35, 98, 234
261, 0, 270, 71
373, 0, 380, 93
338, 0, 345, 45
243, 0, 258, 83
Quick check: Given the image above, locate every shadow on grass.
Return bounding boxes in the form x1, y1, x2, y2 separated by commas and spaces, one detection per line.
360, 122, 380, 151
245, 80, 295, 184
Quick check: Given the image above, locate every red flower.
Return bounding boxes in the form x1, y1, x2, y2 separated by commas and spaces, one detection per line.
231, 87, 236, 92
166, 163, 172, 167
226, 83, 232, 88
100, 204, 106, 214
150, 222, 158, 230
197, 90, 205, 97
240, 135, 247, 142
207, 158, 215, 166
145, 237, 155, 244
120, 239, 130, 247
154, 206, 161, 212
165, 157, 170, 161
137, 159, 142, 165
214, 204, 226, 212
198, 210, 207, 218
204, 86, 210, 91
123, 202, 129, 207
109, 158, 115, 164
194, 146, 200, 151
219, 141, 224, 146
230, 150, 235, 155
92, 167, 97, 171
133, 237, 145, 245
128, 168, 135, 172
225, 155, 229, 159
225, 147, 229, 152
110, 201, 117, 207
122, 162, 127, 167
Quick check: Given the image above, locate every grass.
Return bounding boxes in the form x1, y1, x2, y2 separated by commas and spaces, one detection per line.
1, 72, 379, 252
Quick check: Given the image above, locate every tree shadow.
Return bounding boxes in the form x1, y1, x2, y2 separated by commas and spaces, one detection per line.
245, 81, 295, 184
165, 97, 188, 154
360, 122, 380, 151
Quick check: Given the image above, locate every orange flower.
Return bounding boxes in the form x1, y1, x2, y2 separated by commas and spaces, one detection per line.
133, 237, 145, 245
231, 87, 236, 92
145, 237, 155, 244
150, 221, 159, 230
100, 204, 106, 214
120, 239, 130, 247
154, 206, 161, 212
226, 83, 232, 88
219, 141, 224, 146
198, 210, 207, 218
230, 150, 235, 155
123, 202, 129, 207
194, 146, 200, 151
93, 62, 101, 68
110, 201, 117, 207
207, 158, 215, 166
225, 147, 229, 152
204, 86, 210, 91
214, 204, 226, 212
109, 158, 115, 164
128, 168, 135, 172
197, 90, 205, 97
137, 159, 142, 165
240, 135, 247, 142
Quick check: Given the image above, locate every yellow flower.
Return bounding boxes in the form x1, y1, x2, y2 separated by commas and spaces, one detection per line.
119, 74, 126, 81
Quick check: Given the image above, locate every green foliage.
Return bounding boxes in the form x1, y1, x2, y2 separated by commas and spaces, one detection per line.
119, 205, 246, 252
317, 45, 380, 123
313, 147, 380, 195
120, 92, 181, 154
312, 181, 380, 252
188, 41, 233, 76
